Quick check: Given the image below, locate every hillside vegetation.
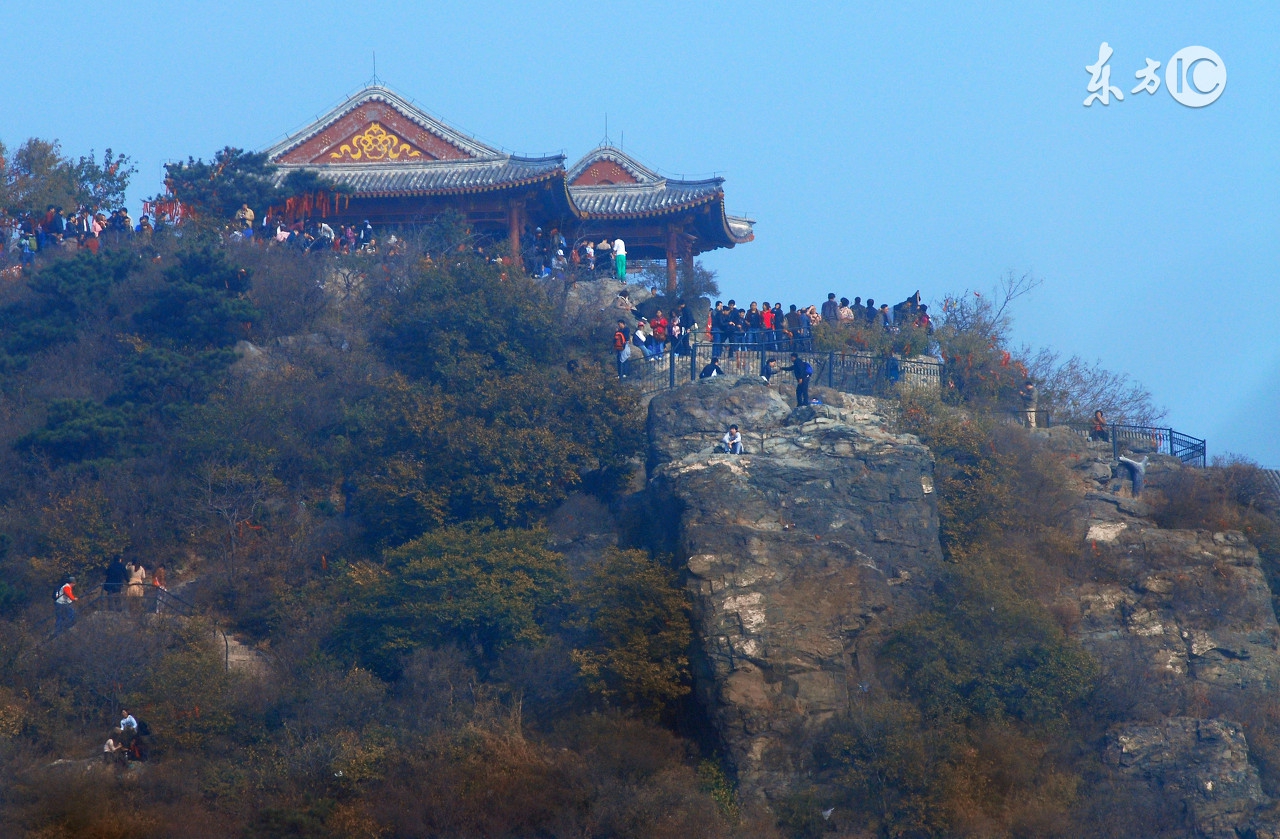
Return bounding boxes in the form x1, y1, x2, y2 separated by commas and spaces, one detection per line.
2, 140, 1277, 838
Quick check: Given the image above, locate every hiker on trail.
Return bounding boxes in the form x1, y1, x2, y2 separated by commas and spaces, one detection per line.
104, 556, 127, 609
699, 356, 723, 379
1118, 454, 1148, 498
1090, 410, 1110, 442
54, 575, 77, 633
791, 353, 813, 408
760, 357, 777, 383
126, 561, 146, 600
723, 424, 744, 455
152, 565, 168, 613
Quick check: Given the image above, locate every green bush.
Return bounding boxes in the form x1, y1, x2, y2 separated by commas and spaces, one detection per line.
334, 526, 568, 676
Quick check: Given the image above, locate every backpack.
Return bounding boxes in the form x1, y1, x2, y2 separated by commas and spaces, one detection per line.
613, 331, 626, 351
802, 362, 813, 378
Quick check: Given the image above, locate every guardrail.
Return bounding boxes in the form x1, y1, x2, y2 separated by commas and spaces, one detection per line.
622, 340, 943, 398
1046, 420, 1207, 467
43, 584, 198, 640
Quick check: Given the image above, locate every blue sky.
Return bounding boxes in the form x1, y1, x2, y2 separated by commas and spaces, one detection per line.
3, 2, 1276, 462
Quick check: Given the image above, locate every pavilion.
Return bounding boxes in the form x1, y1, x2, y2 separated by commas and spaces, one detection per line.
263, 85, 754, 290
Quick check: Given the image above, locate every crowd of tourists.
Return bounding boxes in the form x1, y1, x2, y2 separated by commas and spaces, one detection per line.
524, 227, 628, 282
610, 288, 935, 379
0, 205, 170, 268
52, 558, 170, 634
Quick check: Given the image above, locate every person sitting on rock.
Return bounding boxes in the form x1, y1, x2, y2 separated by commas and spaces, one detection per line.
723, 424, 744, 455
699, 356, 723, 379
103, 733, 126, 766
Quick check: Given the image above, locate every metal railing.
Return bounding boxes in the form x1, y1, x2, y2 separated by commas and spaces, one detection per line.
43, 585, 197, 639
621, 339, 943, 398
1044, 420, 1207, 468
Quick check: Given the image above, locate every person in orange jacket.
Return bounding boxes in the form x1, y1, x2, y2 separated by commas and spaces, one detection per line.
55, 575, 77, 633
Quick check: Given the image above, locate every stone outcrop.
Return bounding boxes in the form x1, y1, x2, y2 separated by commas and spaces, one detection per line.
646, 376, 943, 799
645, 384, 1280, 826
1104, 717, 1275, 839
1040, 426, 1280, 835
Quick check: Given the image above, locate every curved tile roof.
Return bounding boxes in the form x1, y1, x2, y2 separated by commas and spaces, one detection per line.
569, 179, 724, 217
274, 156, 564, 196
262, 87, 754, 247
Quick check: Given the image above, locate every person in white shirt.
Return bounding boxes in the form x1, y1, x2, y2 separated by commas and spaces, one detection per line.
612, 237, 626, 280
722, 424, 743, 454
120, 711, 137, 732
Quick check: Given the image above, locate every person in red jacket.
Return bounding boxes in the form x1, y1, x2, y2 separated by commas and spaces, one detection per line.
651, 310, 669, 347
55, 575, 77, 633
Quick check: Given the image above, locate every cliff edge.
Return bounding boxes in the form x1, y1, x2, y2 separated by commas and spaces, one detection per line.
646, 376, 944, 800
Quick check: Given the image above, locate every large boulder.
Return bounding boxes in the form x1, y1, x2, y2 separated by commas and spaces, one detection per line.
646, 377, 943, 800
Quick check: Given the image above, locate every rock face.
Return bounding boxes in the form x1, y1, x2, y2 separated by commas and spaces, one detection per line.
646, 376, 943, 799
1039, 426, 1280, 836
1104, 717, 1273, 839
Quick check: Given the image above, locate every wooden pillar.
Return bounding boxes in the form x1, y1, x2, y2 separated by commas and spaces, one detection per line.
665, 224, 679, 296
508, 201, 524, 270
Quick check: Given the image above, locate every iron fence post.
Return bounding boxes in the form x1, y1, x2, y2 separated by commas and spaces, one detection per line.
1111, 427, 1118, 462
669, 342, 676, 390
828, 352, 834, 388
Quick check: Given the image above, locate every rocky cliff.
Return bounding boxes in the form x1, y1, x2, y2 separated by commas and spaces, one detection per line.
646, 376, 944, 800
1046, 427, 1280, 837
647, 383, 1280, 831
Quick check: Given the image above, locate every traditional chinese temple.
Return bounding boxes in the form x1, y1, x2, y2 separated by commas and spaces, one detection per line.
263, 85, 754, 288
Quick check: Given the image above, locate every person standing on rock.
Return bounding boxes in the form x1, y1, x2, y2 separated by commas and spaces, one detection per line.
613, 320, 631, 379
1090, 410, 1110, 442
1019, 379, 1039, 428
677, 301, 696, 356
612, 237, 627, 280
791, 353, 813, 407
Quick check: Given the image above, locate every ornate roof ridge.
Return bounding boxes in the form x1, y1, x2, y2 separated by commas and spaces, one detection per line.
274, 154, 566, 172
264, 85, 506, 162
567, 145, 664, 185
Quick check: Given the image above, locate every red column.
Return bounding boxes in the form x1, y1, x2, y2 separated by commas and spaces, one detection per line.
508, 202, 523, 270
